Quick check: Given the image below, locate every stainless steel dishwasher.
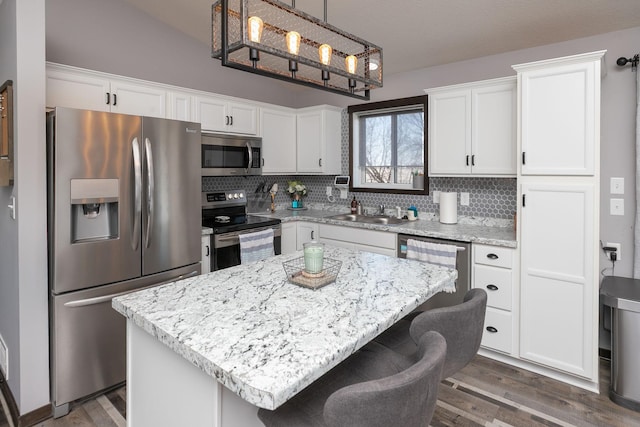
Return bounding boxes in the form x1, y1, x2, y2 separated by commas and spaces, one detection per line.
397, 234, 471, 310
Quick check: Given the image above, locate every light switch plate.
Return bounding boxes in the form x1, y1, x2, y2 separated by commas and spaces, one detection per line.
610, 198, 624, 216
460, 192, 470, 206
610, 177, 624, 195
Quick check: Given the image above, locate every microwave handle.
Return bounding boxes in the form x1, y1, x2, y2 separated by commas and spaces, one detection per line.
246, 141, 253, 172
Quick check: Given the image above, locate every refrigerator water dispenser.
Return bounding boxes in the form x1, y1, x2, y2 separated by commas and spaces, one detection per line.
70, 178, 119, 242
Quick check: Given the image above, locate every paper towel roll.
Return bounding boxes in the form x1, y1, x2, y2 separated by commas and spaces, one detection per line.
439, 192, 458, 224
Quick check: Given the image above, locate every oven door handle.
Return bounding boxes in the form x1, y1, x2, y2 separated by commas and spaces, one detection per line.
214, 226, 281, 249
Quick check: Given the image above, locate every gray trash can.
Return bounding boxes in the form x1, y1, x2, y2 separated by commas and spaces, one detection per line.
601, 276, 640, 412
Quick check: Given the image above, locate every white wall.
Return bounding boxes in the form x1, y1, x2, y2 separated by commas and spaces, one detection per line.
0, 0, 49, 416
0, 0, 21, 404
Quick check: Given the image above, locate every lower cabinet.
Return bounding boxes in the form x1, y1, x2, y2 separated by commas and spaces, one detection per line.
297, 222, 319, 250
318, 224, 396, 257
201, 235, 211, 274
281, 222, 297, 255
472, 243, 517, 355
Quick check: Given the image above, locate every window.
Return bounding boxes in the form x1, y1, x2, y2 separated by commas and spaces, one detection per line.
348, 96, 427, 194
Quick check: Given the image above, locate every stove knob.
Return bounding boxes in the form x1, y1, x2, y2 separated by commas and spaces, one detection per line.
233, 193, 239, 199
239, 192, 244, 199
227, 193, 233, 200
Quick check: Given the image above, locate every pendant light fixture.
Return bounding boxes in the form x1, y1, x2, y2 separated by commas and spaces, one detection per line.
212, 0, 383, 100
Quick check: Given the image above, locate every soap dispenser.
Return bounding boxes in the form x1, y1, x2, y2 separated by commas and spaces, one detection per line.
350, 196, 357, 214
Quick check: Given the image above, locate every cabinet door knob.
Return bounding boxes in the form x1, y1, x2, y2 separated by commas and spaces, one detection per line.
466, 155, 470, 166
487, 253, 499, 260
471, 154, 475, 166
112, 93, 117, 106
105, 93, 110, 105
206, 245, 210, 257
311, 230, 315, 239
486, 284, 499, 291
486, 326, 498, 333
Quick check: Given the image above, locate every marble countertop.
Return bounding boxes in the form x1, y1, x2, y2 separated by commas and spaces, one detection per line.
252, 207, 517, 248
201, 226, 212, 236
112, 246, 457, 410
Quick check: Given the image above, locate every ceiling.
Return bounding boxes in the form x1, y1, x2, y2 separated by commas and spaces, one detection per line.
121, 0, 640, 76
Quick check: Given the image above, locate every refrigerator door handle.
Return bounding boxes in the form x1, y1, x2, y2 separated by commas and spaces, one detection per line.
246, 141, 252, 173
62, 270, 200, 308
131, 137, 142, 251
144, 137, 155, 248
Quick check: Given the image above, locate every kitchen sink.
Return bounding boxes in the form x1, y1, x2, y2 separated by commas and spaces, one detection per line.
327, 213, 406, 225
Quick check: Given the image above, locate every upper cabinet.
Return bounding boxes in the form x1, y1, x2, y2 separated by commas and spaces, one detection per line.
46, 63, 166, 118
194, 94, 258, 135
427, 77, 516, 177
515, 57, 600, 176
261, 105, 342, 175
260, 106, 297, 174
296, 106, 342, 174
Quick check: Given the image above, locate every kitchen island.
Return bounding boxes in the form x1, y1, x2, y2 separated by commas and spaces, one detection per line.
112, 246, 457, 427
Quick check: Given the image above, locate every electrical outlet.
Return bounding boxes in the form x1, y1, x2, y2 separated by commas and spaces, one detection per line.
605, 242, 621, 261
460, 192, 470, 206
326, 186, 332, 196
433, 191, 440, 204
610, 199, 624, 216
610, 177, 624, 195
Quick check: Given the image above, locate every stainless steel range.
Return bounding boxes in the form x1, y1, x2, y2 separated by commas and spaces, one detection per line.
202, 190, 281, 271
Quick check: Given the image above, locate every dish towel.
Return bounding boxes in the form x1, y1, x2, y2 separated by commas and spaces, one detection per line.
406, 239, 458, 269
239, 229, 275, 264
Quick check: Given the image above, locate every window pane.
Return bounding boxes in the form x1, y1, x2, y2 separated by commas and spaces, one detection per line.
363, 116, 392, 183
397, 112, 424, 183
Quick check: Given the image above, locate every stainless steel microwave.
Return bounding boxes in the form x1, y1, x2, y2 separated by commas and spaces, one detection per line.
201, 133, 262, 176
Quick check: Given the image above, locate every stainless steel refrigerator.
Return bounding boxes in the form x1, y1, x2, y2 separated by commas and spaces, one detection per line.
46, 107, 201, 417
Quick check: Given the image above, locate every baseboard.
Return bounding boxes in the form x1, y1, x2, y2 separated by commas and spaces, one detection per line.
0, 369, 50, 427
17, 405, 50, 427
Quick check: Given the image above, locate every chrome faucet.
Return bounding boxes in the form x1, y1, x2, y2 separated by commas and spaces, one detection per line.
378, 204, 385, 215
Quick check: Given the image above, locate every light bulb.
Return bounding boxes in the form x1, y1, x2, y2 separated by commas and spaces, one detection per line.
286, 31, 301, 55
318, 44, 332, 66
248, 16, 263, 43
369, 59, 379, 71
345, 55, 358, 74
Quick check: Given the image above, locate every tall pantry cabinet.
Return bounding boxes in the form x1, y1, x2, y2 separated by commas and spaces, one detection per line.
513, 51, 605, 388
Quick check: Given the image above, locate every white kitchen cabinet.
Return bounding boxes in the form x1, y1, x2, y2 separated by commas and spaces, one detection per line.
195, 94, 258, 135
318, 224, 396, 257
281, 222, 297, 255
473, 243, 517, 355
296, 222, 319, 251
46, 63, 167, 118
201, 235, 211, 275
296, 106, 342, 174
519, 181, 596, 378
427, 77, 516, 177
515, 54, 602, 176
261, 107, 297, 174
513, 51, 603, 388
167, 90, 193, 121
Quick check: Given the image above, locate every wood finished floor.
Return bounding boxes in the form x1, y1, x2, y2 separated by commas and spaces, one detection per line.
2, 356, 639, 426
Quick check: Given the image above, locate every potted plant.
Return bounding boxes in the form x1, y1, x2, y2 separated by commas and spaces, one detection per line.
287, 180, 308, 208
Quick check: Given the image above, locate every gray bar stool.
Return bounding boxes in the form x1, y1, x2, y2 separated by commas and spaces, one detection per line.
258, 331, 447, 427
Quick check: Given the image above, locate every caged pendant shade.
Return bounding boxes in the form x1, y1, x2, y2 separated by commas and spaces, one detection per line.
212, 0, 383, 100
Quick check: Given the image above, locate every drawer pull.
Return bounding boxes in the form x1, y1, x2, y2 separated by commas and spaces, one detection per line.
486, 326, 498, 333
486, 253, 499, 260
486, 284, 499, 291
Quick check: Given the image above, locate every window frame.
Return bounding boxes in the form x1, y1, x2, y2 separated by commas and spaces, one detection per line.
348, 95, 428, 194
